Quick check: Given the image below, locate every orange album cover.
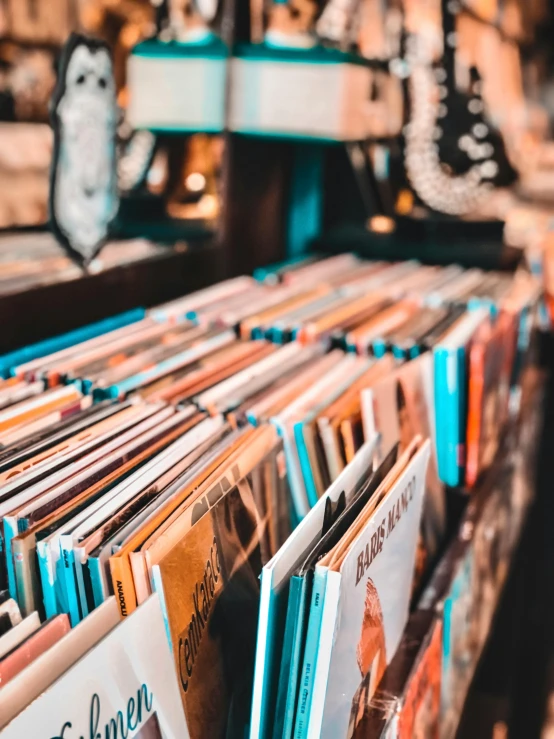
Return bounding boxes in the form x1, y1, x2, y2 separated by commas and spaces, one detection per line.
109, 426, 258, 618
398, 619, 442, 739
465, 312, 517, 488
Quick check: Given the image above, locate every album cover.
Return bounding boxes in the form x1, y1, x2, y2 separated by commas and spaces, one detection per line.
152, 479, 266, 738
0, 614, 70, 687
249, 435, 379, 739
301, 440, 430, 739
433, 307, 489, 487
108, 427, 257, 619
86, 424, 233, 611
351, 608, 441, 739
0, 595, 188, 738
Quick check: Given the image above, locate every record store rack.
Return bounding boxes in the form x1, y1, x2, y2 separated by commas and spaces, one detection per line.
1, 0, 553, 737
0, 258, 549, 739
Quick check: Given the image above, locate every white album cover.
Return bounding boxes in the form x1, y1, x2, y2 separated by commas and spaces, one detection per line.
1, 595, 188, 739
308, 440, 431, 739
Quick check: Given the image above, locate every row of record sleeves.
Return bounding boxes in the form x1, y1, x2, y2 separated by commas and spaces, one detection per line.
0, 365, 542, 739
360, 368, 543, 739
0, 253, 543, 739
0, 253, 542, 488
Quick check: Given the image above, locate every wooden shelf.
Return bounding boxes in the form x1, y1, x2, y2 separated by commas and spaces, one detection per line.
0, 241, 224, 354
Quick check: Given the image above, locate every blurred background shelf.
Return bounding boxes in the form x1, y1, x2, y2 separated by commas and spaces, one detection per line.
0, 234, 223, 353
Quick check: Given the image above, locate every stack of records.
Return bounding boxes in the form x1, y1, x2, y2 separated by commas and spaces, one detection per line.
0, 253, 541, 738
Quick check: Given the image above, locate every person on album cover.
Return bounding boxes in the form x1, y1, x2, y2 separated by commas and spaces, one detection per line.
347, 578, 387, 736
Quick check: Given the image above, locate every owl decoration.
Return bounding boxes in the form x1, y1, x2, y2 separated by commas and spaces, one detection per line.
49, 34, 119, 267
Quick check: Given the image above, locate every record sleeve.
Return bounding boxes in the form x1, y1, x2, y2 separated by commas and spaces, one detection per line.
249, 435, 379, 739
109, 427, 258, 619
0, 613, 40, 660
433, 308, 489, 487
0, 595, 188, 739
0, 613, 70, 687
152, 478, 266, 738
301, 439, 430, 739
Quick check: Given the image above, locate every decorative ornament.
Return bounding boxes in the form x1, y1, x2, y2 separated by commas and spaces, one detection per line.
402, 0, 516, 216
118, 126, 157, 194
49, 33, 119, 267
